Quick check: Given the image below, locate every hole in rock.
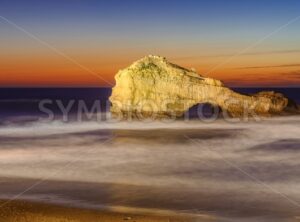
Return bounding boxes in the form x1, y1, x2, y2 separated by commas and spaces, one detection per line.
184, 103, 222, 119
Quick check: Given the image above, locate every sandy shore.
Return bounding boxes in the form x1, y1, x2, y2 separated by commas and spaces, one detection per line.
0, 200, 210, 222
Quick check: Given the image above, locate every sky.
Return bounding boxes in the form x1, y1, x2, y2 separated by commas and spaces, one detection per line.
0, 0, 300, 87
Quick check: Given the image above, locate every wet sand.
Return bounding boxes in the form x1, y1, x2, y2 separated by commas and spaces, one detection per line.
0, 177, 299, 222
0, 199, 207, 222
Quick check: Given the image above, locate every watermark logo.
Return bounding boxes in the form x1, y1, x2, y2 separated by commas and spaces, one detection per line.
38, 98, 263, 123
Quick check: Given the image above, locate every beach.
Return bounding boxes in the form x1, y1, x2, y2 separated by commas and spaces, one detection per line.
0, 199, 203, 222
1, 0, 300, 220
0, 116, 299, 221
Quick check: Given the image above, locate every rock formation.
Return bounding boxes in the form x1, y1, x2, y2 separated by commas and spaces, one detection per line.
109, 55, 298, 119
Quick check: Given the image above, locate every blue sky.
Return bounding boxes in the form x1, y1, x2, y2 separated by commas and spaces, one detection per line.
0, 0, 299, 86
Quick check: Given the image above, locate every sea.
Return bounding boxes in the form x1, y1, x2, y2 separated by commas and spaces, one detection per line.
0, 87, 299, 222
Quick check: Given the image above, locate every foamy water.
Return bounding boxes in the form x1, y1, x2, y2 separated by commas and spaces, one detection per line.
0, 116, 299, 221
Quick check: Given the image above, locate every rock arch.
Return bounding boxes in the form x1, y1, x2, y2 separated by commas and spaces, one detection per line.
109, 55, 296, 119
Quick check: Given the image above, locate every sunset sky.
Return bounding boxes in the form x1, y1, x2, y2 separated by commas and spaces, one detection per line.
0, 0, 300, 87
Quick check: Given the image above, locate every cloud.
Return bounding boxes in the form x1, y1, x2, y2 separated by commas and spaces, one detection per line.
235, 64, 300, 70
222, 70, 300, 87
172, 49, 300, 61
236, 49, 300, 56
284, 70, 300, 79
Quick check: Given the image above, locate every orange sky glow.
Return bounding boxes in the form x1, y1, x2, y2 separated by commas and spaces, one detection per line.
0, 50, 299, 87
0, 1, 300, 87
